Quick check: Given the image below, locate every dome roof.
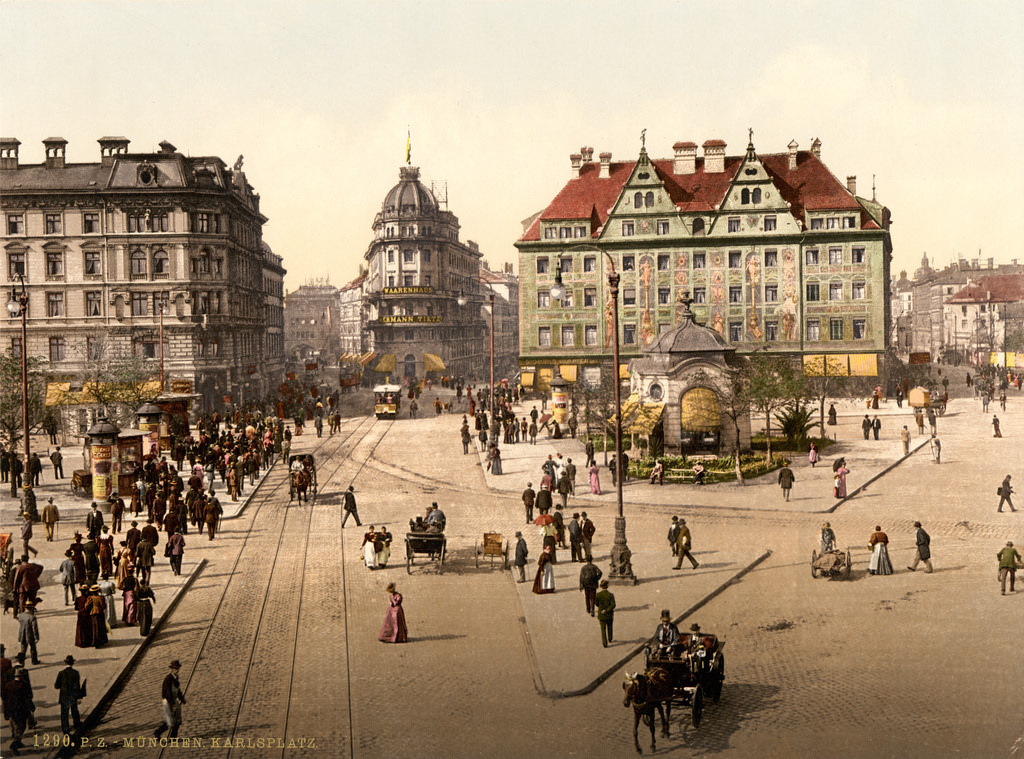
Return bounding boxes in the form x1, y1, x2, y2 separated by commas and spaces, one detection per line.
382, 166, 437, 215
646, 305, 734, 355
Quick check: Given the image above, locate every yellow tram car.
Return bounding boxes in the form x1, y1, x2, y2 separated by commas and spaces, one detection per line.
373, 383, 402, 419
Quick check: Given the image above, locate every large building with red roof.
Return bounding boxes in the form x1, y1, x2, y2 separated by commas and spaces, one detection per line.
515, 136, 893, 392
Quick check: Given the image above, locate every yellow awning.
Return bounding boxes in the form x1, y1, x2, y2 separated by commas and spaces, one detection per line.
610, 392, 640, 425
358, 351, 377, 366
619, 363, 631, 380
558, 365, 578, 382
680, 387, 721, 432
520, 372, 535, 388
45, 382, 72, 406
1008, 352, 1018, 368
374, 354, 396, 373
847, 353, 878, 377
424, 352, 446, 373
625, 403, 665, 435
46, 379, 162, 406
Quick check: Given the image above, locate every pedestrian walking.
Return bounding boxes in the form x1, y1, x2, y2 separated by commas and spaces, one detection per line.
861, 414, 871, 440
667, 516, 681, 556
60, 550, 77, 605
17, 601, 40, 664
872, 416, 881, 440
512, 531, 528, 583
827, 403, 837, 426
673, 519, 699, 570
521, 482, 535, 524
914, 408, 925, 434
833, 459, 850, 499
99, 574, 117, 630
588, 462, 602, 495
930, 435, 941, 464
868, 525, 893, 575
595, 579, 615, 647
926, 407, 937, 434
203, 491, 222, 540
378, 582, 408, 643
997, 541, 1021, 595
907, 521, 933, 573
19, 514, 38, 559
341, 485, 361, 527
900, 425, 911, 456
996, 474, 1015, 512
41, 497, 60, 542
166, 530, 185, 575
362, 526, 379, 569
992, 415, 1002, 438
50, 447, 64, 479
136, 582, 156, 636
135, 537, 155, 585
3, 666, 34, 755
109, 493, 125, 534
154, 660, 186, 739
777, 461, 795, 502
808, 441, 819, 468
578, 557, 602, 616
568, 513, 583, 562
532, 545, 555, 594
54, 655, 84, 737
460, 423, 471, 454
580, 512, 596, 562
85, 502, 104, 540
585, 439, 595, 468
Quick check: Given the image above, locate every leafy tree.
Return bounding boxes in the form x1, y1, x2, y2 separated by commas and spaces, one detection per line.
774, 402, 817, 442
742, 353, 803, 463
802, 354, 847, 437
0, 349, 49, 497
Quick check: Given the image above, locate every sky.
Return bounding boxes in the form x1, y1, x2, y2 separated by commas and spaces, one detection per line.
2, 0, 1023, 291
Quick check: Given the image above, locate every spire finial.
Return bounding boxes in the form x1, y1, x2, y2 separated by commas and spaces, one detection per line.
748, 127, 753, 145
640, 128, 646, 150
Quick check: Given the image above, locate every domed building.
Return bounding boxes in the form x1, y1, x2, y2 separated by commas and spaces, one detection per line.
362, 164, 489, 382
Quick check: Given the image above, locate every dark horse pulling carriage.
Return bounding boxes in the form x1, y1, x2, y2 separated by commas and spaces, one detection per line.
288, 454, 317, 502
623, 624, 726, 754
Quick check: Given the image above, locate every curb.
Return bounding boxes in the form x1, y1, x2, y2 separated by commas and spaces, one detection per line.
537, 549, 774, 699
50, 557, 209, 759
824, 437, 931, 513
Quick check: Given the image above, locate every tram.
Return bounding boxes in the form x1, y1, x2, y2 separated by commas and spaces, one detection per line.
373, 383, 402, 419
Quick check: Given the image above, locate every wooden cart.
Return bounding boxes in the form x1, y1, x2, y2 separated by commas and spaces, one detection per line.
475, 532, 508, 569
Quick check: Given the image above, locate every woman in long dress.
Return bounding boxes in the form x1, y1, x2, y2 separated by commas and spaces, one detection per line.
122, 574, 138, 625
378, 582, 408, 643
832, 459, 849, 498
588, 464, 602, 495
361, 527, 379, 570
375, 527, 392, 568
808, 442, 819, 468
114, 541, 133, 589
532, 545, 555, 594
868, 526, 893, 575
490, 446, 503, 475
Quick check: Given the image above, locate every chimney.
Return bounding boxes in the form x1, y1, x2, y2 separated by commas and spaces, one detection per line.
988, 257, 994, 268
159, 140, 177, 154
673, 141, 697, 174
0, 138, 20, 170
98, 136, 130, 167
570, 153, 582, 178
581, 146, 594, 163
787, 139, 798, 170
599, 152, 612, 179
43, 137, 68, 169
703, 140, 726, 174
846, 176, 857, 195
810, 137, 822, 159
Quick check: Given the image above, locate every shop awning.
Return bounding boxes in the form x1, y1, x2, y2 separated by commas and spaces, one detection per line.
520, 372, 535, 388
625, 403, 665, 435
374, 353, 396, 373
46, 380, 162, 406
358, 351, 378, 367
558, 364, 578, 382
424, 352, 446, 373
619, 363, 631, 380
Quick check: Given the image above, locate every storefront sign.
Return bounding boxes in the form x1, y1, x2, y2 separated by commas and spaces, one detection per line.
379, 315, 442, 324
382, 286, 434, 295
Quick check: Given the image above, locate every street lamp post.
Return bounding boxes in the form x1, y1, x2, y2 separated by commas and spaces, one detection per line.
158, 299, 166, 392
6, 273, 29, 499
489, 291, 496, 421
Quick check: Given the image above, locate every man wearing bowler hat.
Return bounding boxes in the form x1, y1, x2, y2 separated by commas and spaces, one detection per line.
341, 485, 361, 527
54, 654, 84, 736
154, 660, 186, 738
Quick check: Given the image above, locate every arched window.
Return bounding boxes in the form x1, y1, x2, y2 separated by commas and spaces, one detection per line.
741, 188, 750, 204
645, 191, 654, 207
130, 249, 148, 277
680, 387, 721, 451
692, 218, 706, 236
752, 188, 762, 203
634, 192, 643, 208
153, 250, 170, 276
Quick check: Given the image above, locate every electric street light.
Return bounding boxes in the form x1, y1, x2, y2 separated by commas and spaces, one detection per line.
6, 273, 30, 499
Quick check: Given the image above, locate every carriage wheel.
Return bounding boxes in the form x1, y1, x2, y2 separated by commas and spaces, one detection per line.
811, 550, 819, 578
691, 686, 704, 727
503, 543, 509, 571
475, 541, 480, 568
844, 550, 852, 579
438, 543, 446, 574
711, 657, 725, 703
406, 543, 414, 574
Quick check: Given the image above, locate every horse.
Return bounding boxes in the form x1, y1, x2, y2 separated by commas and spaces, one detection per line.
623, 667, 673, 754
291, 468, 310, 502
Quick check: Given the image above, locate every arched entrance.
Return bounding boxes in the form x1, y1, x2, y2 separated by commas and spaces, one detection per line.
403, 353, 417, 379
679, 387, 721, 453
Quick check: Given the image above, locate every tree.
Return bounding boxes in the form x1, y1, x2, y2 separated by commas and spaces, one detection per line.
802, 354, 847, 437
743, 353, 803, 463
692, 367, 750, 484
0, 349, 49, 497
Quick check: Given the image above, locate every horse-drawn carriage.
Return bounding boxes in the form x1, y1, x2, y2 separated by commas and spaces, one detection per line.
405, 529, 446, 573
624, 625, 726, 754
811, 547, 852, 579
288, 454, 317, 502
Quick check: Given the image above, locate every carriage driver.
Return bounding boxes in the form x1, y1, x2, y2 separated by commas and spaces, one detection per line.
652, 610, 682, 657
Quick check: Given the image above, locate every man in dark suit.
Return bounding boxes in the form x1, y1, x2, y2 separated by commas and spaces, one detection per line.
595, 580, 616, 647
54, 655, 83, 736
581, 512, 596, 562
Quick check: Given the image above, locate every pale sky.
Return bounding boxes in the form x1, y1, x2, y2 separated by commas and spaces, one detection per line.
3, 0, 1023, 290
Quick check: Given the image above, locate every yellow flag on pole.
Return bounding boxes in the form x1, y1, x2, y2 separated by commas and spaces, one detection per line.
405, 130, 411, 164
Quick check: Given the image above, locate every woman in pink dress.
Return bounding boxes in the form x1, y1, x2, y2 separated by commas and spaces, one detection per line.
832, 459, 849, 498
807, 442, 819, 468
378, 583, 408, 643
588, 463, 602, 495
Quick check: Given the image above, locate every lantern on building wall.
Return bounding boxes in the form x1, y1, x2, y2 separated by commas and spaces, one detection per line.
87, 416, 120, 501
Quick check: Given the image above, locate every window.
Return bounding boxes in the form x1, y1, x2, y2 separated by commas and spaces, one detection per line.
575, 226, 588, 238
7, 214, 24, 234
584, 288, 596, 307
424, 274, 431, 286
11, 337, 22, 359
657, 220, 669, 236
544, 227, 556, 239
806, 283, 820, 301
728, 251, 741, 268
622, 255, 635, 271
561, 289, 574, 308
45, 214, 62, 234
195, 213, 210, 233
806, 319, 820, 341
621, 221, 635, 237
195, 292, 209, 314
741, 188, 750, 205
657, 254, 670, 270
830, 318, 844, 340
49, 337, 65, 362
765, 284, 778, 302
86, 337, 101, 361
692, 218, 705, 236
764, 216, 776, 231
623, 288, 636, 306
805, 249, 819, 265
387, 275, 395, 287
135, 340, 157, 359
765, 249, 778, 267
853, 319, 866, 339
728, 217, 740, 233
131, 250, 148, 277
728, 321, 742, 341
645, 192, 654, 207
86, 291, 102, 316
536, 257, 549, 274
852, 247, 865, 264
729, 286, 743, 303
765, 321, 778, 341
829, 282, 843, 301
845, 216, 857, 229
83, 213, 100, 234
561, 326, 575, 347
8, 251, 25, 278
538, 326, 551, 347
131, 292, 148, 316
826, 217, 839, 230
692, 287, 706, 304
693, 252, 706, 269
852, 281, 865, 300
558, 226, 572, 239
403, 250, 414, 263
559, 256, 572, 273
585, 325, 598, 346
47, 292, 65, 317
46, 251, 64, 277
658, 287, 670, 305
810, 218, 823, 230
154, 250, 170, 276
537, 290, 550, 308
403, 275, 414, 286
387, 250, 395, 263
85, 250, 101, 275
752, 188, 761, 203
623, 324, 637, 344
422, 250, 431, 263
583, 256, 596, 273
829, 247, 842, 265
634, 192, 643, 208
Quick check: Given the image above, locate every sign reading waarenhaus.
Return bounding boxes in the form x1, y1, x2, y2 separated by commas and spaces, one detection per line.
382, 286, 434, 295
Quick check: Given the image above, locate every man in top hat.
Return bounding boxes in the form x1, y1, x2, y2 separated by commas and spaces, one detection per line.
341, 485, 361, 527
154, 660, 186, 738
41, 497, 60, 542
54, 654, 84, 736
653, 610, 681, 656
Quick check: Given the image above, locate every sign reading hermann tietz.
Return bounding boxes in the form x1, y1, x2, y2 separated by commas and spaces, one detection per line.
382, 286, 434, 295
379, 315, 443, 324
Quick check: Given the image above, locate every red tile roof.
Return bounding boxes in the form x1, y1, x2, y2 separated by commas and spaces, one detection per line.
520, 148, 865, 242
946, 274, 1024, 304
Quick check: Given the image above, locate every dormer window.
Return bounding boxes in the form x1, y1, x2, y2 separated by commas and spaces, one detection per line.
645, 191, 654, 207
137, 162, 158, 187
